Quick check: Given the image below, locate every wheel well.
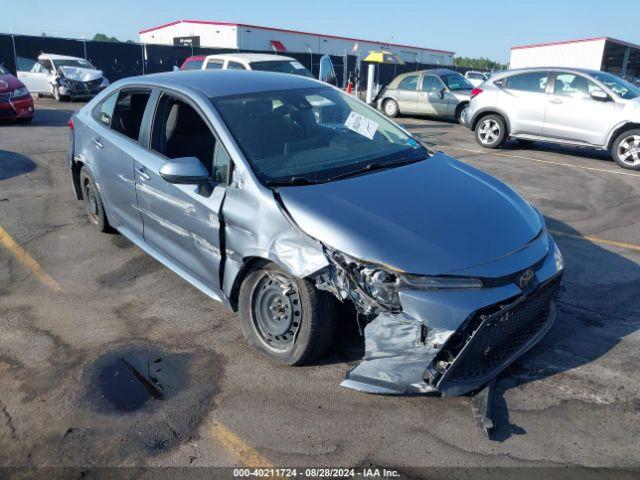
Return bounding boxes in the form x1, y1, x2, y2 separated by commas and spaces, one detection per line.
455, 102, 468, 117
608, 123, 640, 149
471, 111, 508, 132
227, 256, 270, 312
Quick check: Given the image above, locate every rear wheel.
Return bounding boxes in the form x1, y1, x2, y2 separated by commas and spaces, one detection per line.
238, 263, 336, 365
80, 167, 111, 232
475, 114, 507, 149
612, 129, 640, 170
455, 103, 468, 125
383, 99, 399, 117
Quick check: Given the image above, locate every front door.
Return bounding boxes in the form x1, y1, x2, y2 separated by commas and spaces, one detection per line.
417, 75, 450, 115
542, 72, 615, 145
18, 61, 51, 94
134, 92, 227, 289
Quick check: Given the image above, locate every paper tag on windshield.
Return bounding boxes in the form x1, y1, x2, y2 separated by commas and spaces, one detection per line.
290, 61, 305, 70
344, 111, 379, 140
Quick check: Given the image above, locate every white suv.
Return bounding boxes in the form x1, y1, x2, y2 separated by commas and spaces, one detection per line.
200, 53, 314, 78
463, 67, 640, 170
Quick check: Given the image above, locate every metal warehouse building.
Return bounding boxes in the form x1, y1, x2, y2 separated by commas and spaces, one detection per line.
510, 37, 640, 80
138, 19, 454, 65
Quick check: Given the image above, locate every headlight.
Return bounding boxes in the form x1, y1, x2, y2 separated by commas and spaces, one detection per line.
100, 77, 109, 87
553, 242, 564, 271
325, 248, 484, 312
12, 87, 29, 98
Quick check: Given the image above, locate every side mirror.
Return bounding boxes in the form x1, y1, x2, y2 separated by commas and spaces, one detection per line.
159, 156, 209, 184
590, 89, 610, 101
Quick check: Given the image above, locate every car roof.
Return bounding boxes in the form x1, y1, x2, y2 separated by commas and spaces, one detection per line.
495, 67, 603, 77
39, 53, 85, 61
395, 68, 459, 79
118, 69, 325, 98
203, 53, 296, 63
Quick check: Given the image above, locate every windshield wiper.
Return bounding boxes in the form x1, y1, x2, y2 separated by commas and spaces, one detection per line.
265, 176, 320, 186
326, 156, 425, 182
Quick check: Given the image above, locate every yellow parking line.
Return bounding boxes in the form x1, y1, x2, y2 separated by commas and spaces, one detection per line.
0, 226, 63, 292
439, 145, 640, 177
549, 229, 640, 253
212, 422, 274, 468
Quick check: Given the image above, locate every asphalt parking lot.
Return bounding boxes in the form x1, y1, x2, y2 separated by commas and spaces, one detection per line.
1, 98, 639, 473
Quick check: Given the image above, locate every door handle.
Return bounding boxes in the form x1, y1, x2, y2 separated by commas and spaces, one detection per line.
137, 167, 151, 181
92, 138, 103, 149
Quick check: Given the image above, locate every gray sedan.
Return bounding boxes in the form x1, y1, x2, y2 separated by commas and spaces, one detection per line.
377, 68, 473, 123
68, 70, 563, 396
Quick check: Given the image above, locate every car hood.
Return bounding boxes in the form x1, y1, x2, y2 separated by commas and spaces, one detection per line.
58, 66, 103, 82
278, 153, 543, 275
0, 74, 24, 93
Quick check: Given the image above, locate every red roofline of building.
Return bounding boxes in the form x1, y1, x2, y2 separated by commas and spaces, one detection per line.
511, 36, 640, 51
138, 19, 455, 55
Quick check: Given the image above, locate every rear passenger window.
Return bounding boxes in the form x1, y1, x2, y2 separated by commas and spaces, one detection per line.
206, 61, 223, 70
227, 61, 246, 70
398, 75, 419, 91
111, 91, 151, 141
505, 72, 548, 93
95, 92, 118, 126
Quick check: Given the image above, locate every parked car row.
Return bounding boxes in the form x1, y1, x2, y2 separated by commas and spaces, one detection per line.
377, 66, 640, 170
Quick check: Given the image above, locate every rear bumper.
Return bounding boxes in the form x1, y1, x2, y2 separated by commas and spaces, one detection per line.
0, 95, 35, 120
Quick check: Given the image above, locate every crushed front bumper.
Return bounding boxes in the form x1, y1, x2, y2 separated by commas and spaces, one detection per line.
59, 80, 105, 99
341, 235, 563, 396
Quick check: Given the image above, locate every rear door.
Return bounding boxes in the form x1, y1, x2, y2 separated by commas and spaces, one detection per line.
500, 71, 550, 135
133, 90, 227, 289
394, 74, 420, 114
86, 88, 150, 238
542, 71, 615, 145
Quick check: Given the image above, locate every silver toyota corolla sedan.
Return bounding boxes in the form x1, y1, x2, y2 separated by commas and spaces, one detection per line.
68, 70, 564, 396
376, 68, 473, 123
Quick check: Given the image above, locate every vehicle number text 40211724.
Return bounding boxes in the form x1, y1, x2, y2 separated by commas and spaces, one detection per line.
232, 468, 401, 478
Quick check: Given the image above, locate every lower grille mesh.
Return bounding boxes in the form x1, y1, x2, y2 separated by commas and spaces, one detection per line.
440, 276, 561, 385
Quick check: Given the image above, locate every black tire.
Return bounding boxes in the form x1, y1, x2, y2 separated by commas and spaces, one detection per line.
612, 128, 640, 170
455, 103, 468, 125
382, 98, 399, 117
79, 166, 111, 232
475, 114, 507, 149
238, 262, 336, 366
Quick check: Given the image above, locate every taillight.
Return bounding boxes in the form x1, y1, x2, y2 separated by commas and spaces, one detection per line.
470, 87, 483, 99
68, 118, 74, 130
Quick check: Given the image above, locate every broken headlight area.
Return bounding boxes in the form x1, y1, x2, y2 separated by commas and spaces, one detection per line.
316, 246, 484, 315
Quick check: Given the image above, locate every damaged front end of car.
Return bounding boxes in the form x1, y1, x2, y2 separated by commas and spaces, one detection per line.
315, 238, 564, 397
54, 67, 109, 99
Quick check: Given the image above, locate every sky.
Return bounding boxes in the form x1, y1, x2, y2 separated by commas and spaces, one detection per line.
3, 0, 639, 63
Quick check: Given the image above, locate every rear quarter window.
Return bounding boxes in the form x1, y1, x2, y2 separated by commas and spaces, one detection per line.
505, 72, 549, 93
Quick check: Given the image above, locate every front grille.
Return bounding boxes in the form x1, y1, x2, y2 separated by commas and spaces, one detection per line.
69, 79, 102, 94
437, 276, 561, 389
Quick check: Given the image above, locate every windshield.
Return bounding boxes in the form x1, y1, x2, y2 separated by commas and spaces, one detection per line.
592, 71, 640, 99
250, 60, 314, 78
441, 74, 473, 91
213, 87, 429, 185
0, 65, 7, 75
54, 59, 96, 70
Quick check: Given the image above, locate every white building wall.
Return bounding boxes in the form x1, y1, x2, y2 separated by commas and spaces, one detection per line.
509, 39, 606, 70
139, 21, 454, 65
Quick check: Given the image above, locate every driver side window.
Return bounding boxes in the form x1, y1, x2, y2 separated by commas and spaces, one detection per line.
420, 76, 439, 91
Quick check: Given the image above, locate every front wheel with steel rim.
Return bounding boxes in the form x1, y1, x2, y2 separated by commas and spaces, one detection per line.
238, 263, 336, 365
612, 129, 640, 170
475, 114, 507, 149
79, 166, 111, 232
383, 98, 399, 117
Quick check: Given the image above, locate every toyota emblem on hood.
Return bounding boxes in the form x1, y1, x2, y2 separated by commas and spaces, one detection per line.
518, 269, 535, 289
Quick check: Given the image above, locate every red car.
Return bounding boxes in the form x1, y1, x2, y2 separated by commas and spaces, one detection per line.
0, 64, 35, 122
179, 56, 206, 71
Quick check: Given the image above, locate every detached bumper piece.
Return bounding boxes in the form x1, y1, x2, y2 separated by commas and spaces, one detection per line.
432, 275, 562, 397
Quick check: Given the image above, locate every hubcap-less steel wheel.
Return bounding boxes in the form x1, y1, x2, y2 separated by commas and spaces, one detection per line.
478, 118, 501, 145
617, 135, 640, 167
84, 180, 99, 225
384, 100, 398, 116
251, 272, 302, 352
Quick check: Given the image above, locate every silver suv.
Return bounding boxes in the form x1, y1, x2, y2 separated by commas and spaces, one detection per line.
463, 67, 640, 170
